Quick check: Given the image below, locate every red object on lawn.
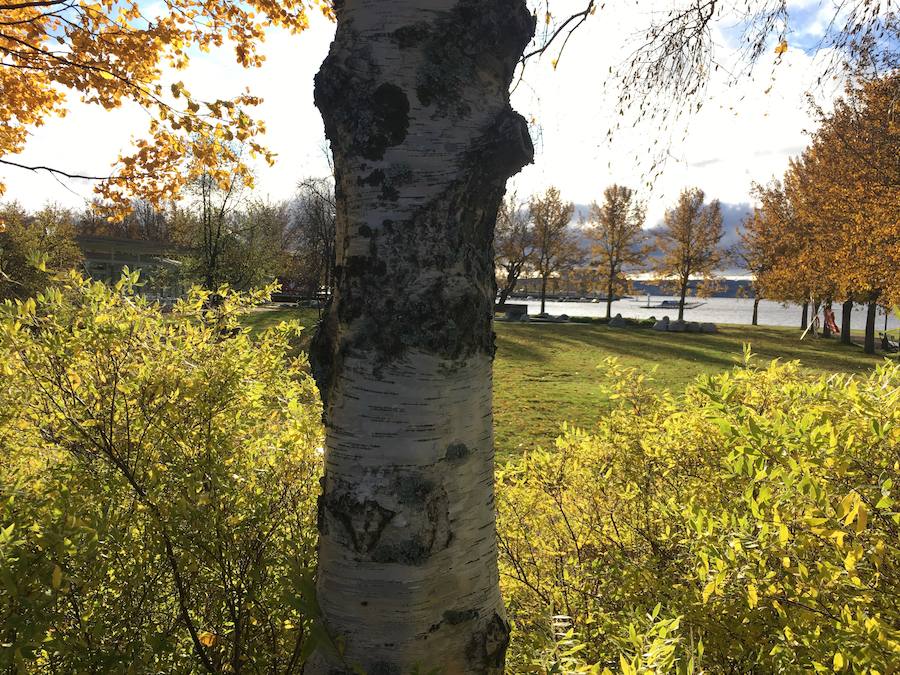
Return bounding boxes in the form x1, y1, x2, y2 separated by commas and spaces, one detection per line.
824, 306, 840, 335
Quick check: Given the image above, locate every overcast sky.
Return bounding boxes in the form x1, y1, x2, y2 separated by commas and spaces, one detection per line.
0, 0, 848, 227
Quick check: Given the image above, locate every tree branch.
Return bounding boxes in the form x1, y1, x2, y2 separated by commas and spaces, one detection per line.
0, 0, 65, 10
0, 157, 112, 181
522, 0, 595, 63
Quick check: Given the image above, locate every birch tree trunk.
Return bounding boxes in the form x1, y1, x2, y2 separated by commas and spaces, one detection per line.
309, 1, 535, 672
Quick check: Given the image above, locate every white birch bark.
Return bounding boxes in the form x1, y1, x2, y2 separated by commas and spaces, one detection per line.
308, 1, 535, 672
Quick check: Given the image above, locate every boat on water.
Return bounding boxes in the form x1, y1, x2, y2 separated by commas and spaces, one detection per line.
640, 297, 707, 310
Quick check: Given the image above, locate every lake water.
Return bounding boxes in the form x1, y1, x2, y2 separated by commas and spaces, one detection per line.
516, 296, 900, 333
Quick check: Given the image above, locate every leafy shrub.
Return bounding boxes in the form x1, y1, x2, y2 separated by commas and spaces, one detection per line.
0, 273, 324, 673
0, 203, 82, 301
500, 354, 900, 673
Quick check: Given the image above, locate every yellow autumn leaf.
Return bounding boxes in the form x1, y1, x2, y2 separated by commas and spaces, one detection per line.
833, 651, 845, 670
747, 583, 758, 608
98, 70, 115, 80
778, 523, 790, 545
198, 631, 216, 647
775, 40, 788, 55
855, 502, 868, 532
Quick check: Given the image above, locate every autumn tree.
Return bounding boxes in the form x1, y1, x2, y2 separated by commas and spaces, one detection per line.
530, 187, 580, 314
585, 184, 647, 319
796, 72, 900, 353
0, 202, 82, 299
494, 192, 534, 306
742, 178, 825, 330
652, 188, 725, 321
737, 210, 768, 326
0, 0, 329, 211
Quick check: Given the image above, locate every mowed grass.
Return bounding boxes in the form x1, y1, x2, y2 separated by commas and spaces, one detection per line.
493, 322, 893, 458
243, 307, 895, 458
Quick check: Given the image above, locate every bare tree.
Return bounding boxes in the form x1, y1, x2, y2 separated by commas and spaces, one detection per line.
530, 187, 581, 314
494, 192, 534, 306
291, 177, 337, 301
585, 184, 648, 319
652, 188, 725, 321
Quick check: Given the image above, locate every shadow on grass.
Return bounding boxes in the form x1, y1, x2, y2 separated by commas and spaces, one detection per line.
496, 323, 882, 376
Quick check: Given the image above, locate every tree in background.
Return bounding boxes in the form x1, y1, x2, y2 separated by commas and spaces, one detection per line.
289, 177, 336, 301
530, 187, 580, 314
494, 192, 534, 306
173, 156, 288, 291
0, 203, 82, 300
584, 184, 647, 319
797, 72, 900, 353
742, 179, 821, 329
652, 188, 725, 321
738, 210, 770, 326
77, 200, 175, 242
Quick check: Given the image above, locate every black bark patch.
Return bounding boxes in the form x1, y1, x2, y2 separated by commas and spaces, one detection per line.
358, 168, 385, 187
444, 442, 471, 461
395, 475, 435, 505
444, 608, 479, 625
368, 663, 401, 675
467, 613, 511, 671
309, 300, 338, 416
371, 536, 431, 565
392, 22, 431, 49
416, 0, 535, 113
369, 480, 451, 565
323, 493, 396, 554
363, 83, 410, 161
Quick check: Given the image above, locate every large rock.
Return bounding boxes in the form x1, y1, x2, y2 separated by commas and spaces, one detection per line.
669, 320, 687, 332
686, 321, 701, 333
652, 316, 670, 331
608, 313, 627, 328
701, 322, 718, 333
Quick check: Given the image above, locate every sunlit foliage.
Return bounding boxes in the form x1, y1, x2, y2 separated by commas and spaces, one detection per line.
500, 354, 900, 673
0, 274, 324, 672
0, 202, 81, 300
0, 0, 329, 211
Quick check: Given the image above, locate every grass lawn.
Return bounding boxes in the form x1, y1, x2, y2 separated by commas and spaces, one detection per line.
243, 307, 896, 458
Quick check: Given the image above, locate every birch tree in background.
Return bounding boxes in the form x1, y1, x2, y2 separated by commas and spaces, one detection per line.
652, 188, 725, 321
308, 1, 535, 671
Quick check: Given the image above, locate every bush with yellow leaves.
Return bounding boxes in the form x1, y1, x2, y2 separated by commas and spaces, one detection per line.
500, 353, 900, 673
0, 273, 324, 673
